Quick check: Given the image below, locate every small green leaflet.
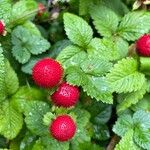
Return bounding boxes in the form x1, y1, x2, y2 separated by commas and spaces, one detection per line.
11, 0, 37, 26
11, 26, 50, 64
57, 45, 87, 69
66, 66, 113, 103
117, 82, 147, 113
63, 13, 93, 47
118, 11, 150, 41
115, 129, 140, 150
90, 4, 119, 37
0, 100, 23, 140
106, 57, 146, 93
0, 0, 12, 25
87, 37, 128, 61
24, 101, 50, 136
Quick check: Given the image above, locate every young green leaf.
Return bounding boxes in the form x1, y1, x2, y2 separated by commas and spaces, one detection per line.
117, 82, 147, 113
106, 57, 146, 93
24, 101, 50, 136
11, 0, 37, 26
113, 114, 133, 137
87, 37, 128, 61
118, 11, 150, 41
11, 26, 50, 64
63, 13, 93, 47
57, 45, 87, 69
115, 129, 140, 150
90, 5, 119, 37
0, 100, 23, 140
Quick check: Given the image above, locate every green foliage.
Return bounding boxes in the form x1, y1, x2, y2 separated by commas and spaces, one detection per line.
11, 26, 50, 64
114, 110, 150, 150
106, 57, 146, 93
63, 13, 93, 47
24, 101, 50, 136
118, 11, 150, 41
90, 5, 119, 37
0, 100, 23, 140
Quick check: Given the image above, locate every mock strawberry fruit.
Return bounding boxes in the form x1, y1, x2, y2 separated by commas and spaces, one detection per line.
50, 115, 76, 142
51, 82, 80, 107
136, 34, 150, 56
37, 3, 46, 16
32, 58, 63, 88
0, 21, 5, 35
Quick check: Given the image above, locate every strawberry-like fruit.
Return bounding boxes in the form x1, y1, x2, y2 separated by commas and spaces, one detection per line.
0, 21, 5, 35
50, 115, 76, 142
37, 3, 46, 16
51, 82, 80, 108
136, 34, 150, 56
32, 58, 63, 88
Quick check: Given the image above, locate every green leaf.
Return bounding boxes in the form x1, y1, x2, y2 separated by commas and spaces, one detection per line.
0, 46, 6, 101
32, 140, 44, 150
11, 0, 37, 26
39, 136, 69, 150
0, 100, 23, 140
118, 11, 150, 41
57, 45, 87, 69
133, 110, 150, 149
4, 60, 19, 95
81, 57, 112, 76
24, 101, 50, 136
90, 5, 119, 37
0, 0, 12, 25
113, 114, 133, 137
106, 57, 146, 93
87, 37, 128, 61
117, 83, 147, 113
79, 0, 92, 15
63, 13, 93, 47
115, 129, 140, 150
66, 66, 113, 103
11, 26, 50, 64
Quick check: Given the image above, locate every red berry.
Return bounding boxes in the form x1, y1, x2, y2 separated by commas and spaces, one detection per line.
32, 58, 63, 88
50, 115, 76, 142
37, 3, 46, 16
0, 21, 5, 35
51, 82, 80, 108
136, 34, 150, 56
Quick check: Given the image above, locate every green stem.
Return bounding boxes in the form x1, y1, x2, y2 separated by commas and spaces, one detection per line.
139, 57, 150, 74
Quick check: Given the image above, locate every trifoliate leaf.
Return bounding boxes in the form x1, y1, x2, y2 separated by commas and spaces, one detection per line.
57, 45, 87, 69
24, 101, 50, 136
113, 114, 133, 137
66, 66, 113, 103
0, 100, 23, 140
106, 57, 146, 93
133, 110, 150, 149
115, 129, 140, 150
118, 11, 150, 41
0, 0, 11, 25
63, 13, 93, 47
117, 82, 147, 113
81, 57, 113, 76
11, 0, 37, 26
4, 60, 19, 95
90, 5, 119, 37
11, 86, 46, 113
11, 26, 50, 64
87, 37, 128, 61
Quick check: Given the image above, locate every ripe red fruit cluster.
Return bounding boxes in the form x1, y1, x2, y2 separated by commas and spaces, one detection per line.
0, 21, 5, 36
136, 34, 150, 56
32, 58, 80, 141
50, 115, 76, 142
